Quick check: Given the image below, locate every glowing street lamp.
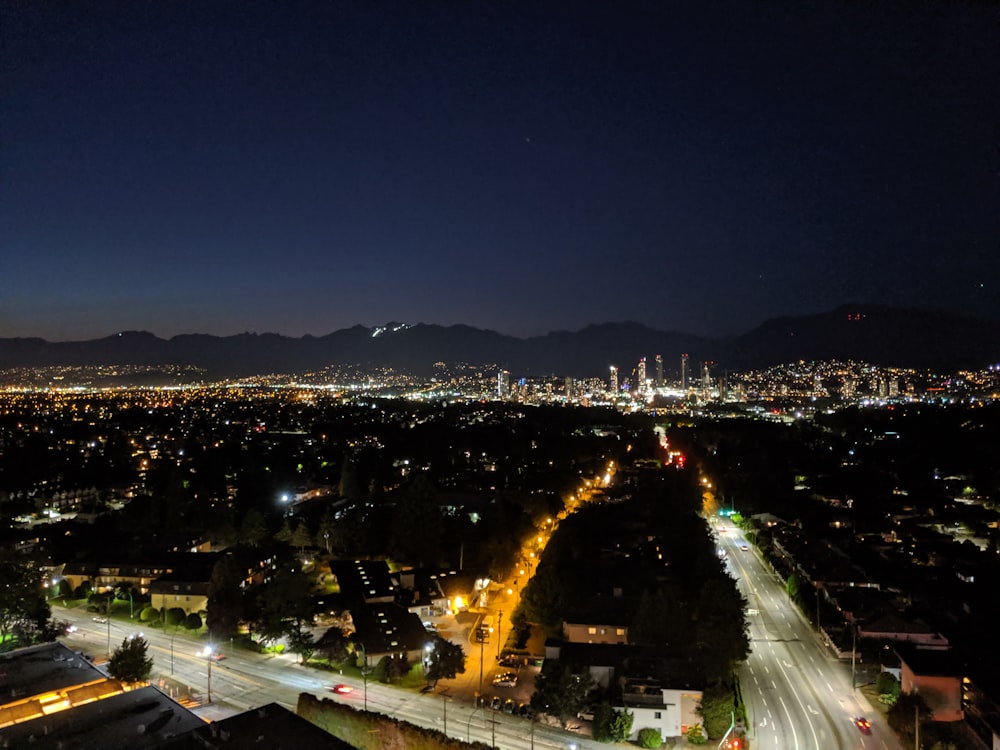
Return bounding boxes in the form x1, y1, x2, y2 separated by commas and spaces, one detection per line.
200, 646, 215, 703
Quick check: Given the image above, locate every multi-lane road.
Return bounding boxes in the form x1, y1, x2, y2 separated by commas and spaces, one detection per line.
715, 518, 903, 750
53, 516, 905, 749
56, 608, 602, 749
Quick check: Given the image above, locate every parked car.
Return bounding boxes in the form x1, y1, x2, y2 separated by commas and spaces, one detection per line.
492, 673, 517, 688
502, 698, 516, 714
577, 707, 595, 721
498, 655, 523, 668
517, 703, 531, 717
491, 696, 502, 711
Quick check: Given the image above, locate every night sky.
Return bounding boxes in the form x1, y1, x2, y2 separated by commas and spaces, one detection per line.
3, 1, 998, 342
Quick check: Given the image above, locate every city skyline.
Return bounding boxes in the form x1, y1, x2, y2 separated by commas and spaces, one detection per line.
4, 1, 999, 342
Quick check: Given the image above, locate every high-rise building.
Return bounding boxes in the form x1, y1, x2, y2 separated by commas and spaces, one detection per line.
637, 358, 647, 395
681, 354, 689, 390
497, 370, 510, 399
655, 354, 663, 388
609, 365, 618, 395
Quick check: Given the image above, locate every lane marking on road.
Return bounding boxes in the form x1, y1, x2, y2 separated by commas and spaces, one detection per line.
778, 695, 800, 750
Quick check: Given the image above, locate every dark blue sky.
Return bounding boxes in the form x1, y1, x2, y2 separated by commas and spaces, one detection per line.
3, 0, 998, 341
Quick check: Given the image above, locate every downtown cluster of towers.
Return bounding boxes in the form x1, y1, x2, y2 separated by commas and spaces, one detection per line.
495, 353, 717, 400
609, 353, 711, 396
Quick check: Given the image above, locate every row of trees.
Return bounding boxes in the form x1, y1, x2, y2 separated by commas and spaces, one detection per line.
206, 551, 316, 659
0, 552, 59, 651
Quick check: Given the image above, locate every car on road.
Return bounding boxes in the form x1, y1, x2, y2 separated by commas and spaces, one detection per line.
329, 684, 353, 694
492, 671, 517, 687
209, 652, 226, 661
854, 717, 872, 734
739, 543, 749, 551
92, 616, 108, 623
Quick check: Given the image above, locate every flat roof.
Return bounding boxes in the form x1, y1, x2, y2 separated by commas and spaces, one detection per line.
0, 642, 107, 706
0, 685, 204, 749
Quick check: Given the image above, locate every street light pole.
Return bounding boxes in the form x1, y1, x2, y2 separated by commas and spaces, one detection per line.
478, 635, 484, 697
357, 642, 368, 711
466, 707, 478, 743
496, 610, 502, 659
106, 615, 111, 657
204, 646, 214, 703
850, 625, 857, 689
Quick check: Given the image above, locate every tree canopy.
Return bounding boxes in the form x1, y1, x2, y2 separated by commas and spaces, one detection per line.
529, 661, 594, 723
108, 635, 153, 684
0, 552, 49, 649
423, 635, 466, 686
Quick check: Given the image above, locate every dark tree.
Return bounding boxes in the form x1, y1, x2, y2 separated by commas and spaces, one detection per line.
0, 552, 48, 647
287, 626, 316, 664
165, 607, 186, 628
388, 476, 445, 565
423, 635, 466, 686
529, 661, 594, 725
108, 636, 153, 684
207, 555, 244, 641
184, 612, 202, 630
248, 556, 313, 646
239, 508, 270, 548
516, 561, 569, 638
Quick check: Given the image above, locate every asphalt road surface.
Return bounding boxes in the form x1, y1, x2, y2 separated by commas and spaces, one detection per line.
716, 519, 903, 750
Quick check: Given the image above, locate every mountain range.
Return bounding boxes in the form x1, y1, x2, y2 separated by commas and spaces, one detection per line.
1, 306, 997, 380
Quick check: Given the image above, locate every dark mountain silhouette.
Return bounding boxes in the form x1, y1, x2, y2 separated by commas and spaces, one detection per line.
0, 306, 996, 380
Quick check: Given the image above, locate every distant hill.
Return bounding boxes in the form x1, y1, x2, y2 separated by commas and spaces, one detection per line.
0, 305, 997, 380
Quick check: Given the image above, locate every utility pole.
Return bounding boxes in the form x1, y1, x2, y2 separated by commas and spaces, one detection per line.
496, 610, 503, 659
442, 695, 447, 736
358, 642, 368, 711
850, 625, 857, 689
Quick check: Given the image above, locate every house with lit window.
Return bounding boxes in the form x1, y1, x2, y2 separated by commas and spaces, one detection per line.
563, 620, 629, 645
148, 573, 210, 617
619, 677, 703, 741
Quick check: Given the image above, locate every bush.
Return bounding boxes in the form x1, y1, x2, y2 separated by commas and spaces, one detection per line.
687, 724, 708, 745
876, 671, 899, 697
638, 727, 663, 748
139, 606, 160, 623
184, 612, 202, 630
166, 608, 186, 627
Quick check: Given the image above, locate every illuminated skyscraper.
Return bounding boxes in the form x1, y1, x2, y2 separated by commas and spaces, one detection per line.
681, 354, 689, 390
655, 354, 663, 387
637, 358, 647, 395
498, 370, 510, 399
609, 365, 618, 394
